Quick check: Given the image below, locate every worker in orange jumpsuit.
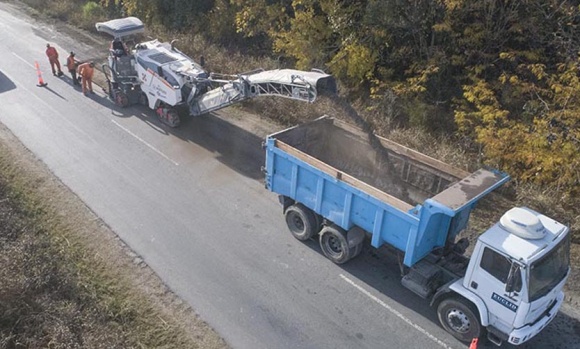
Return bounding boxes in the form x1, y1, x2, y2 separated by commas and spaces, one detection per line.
45, 43, 63, 76
77, 61, 95, 95
66, 52, 79, 86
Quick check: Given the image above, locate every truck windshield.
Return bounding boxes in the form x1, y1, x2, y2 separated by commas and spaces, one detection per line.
528, 235, 570, 302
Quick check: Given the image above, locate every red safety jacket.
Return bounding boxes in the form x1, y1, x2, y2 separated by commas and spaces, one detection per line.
46, 47, 58, 60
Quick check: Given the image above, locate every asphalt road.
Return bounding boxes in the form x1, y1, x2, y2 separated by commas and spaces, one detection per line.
1, 3, 579, 349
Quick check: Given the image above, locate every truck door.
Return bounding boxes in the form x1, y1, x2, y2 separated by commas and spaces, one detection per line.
472, 246, 522, 328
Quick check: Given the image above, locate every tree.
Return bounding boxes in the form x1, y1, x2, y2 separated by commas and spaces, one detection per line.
121, 0, 213, 30
269, 0, 336, 70
452, 1, 580, 196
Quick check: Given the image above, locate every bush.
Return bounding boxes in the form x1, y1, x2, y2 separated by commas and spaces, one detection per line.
81, 1, 106, 27
21, 0, 77, 21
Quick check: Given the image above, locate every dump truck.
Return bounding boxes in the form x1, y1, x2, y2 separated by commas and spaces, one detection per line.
264, 116, 570, 346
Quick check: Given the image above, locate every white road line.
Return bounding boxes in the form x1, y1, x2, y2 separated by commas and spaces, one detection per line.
11, 52, 35, 69
111, 119, 179, 166
339, 274, 454, 349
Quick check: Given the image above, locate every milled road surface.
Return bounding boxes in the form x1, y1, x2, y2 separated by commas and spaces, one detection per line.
0, 3, 579, 349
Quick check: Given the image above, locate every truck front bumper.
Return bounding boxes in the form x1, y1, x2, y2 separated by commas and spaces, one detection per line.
507, 291, 564, 345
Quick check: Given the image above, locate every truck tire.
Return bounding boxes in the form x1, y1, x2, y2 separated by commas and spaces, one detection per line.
319, 225, 353, 264
165, 109, 180, 128
285, 204, 319, 241
138, 92, 148, 106
156, 108, 180, 127
437, 297, 483, 343
115, 90, 129, 108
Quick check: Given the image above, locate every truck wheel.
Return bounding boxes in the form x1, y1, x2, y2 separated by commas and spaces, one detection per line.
437, 298, 483, 343
285, 204, 318, 241
319, 225, 352, 264
163, 109, 180, 128
115, 90, 129, 108
138, 92, 148, 106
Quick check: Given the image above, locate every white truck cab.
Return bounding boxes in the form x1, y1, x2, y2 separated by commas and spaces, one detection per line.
456, 207, 570, 345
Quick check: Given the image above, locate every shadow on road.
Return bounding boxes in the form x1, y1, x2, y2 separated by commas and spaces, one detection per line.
59, 74, 81, 89
0, 70, 17, 94
116, 106, 266, 180
298, 237, 580, 348
88, 64, 265, 179
174, 114, 265, 180
40, 85, 67, 100
300, 239, 448, 337
94, 73, 266, 167
78, 85, 139, 121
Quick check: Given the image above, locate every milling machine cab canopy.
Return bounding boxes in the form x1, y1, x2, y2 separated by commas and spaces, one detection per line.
96, 17, 144, 39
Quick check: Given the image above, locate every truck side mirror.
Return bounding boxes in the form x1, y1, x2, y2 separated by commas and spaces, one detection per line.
505, 262, 519, 293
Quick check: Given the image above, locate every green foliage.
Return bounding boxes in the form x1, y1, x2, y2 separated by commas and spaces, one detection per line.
457, 60, 580, 197
121, 0, 159, 23
271, 1, 335, 70
205, 0, 245, 46
450, 1, 580, 197
21, 0, 78, 21
329, 42, 377, 83
82, 1, 106, 23
232, 0, 289, 38
100, 0, 125, 17
19, 0, 580, 200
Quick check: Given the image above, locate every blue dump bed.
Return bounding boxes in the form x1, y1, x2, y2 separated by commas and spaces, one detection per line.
265, 116, 509, 266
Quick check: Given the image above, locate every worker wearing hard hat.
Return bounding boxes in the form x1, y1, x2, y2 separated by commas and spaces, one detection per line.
45, 43, 63, 76
66, 52, 79, 86
77, 61, 95, 95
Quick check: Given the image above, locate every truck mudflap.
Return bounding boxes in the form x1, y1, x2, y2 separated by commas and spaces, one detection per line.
507, 291, 564, 345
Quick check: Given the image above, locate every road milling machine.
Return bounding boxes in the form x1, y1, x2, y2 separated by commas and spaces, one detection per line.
96, 17, 336, 127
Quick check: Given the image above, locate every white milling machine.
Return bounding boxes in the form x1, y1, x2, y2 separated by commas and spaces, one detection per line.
96, 17, 336, 127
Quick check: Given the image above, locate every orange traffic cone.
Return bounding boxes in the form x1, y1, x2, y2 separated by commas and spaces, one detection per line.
35, 61, 47, 87
469, 338, 478, 349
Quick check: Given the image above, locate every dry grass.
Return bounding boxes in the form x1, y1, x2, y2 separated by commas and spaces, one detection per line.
0, 146, 224, 348
20, 0, 77, 21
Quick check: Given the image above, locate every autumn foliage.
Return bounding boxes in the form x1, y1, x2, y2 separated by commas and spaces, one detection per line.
104, 0, 580, 198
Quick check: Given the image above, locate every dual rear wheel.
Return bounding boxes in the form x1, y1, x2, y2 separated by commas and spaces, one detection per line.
284, 203, 319, 241
319, 225, 363, 264
284, 202, 363, 264
284, 201, 483, 344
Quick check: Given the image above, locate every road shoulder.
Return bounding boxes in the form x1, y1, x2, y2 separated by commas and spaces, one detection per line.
0, 120, 228, 348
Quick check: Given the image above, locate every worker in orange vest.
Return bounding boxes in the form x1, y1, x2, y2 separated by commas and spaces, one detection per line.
77, 61, 95, 95
45, 43, 63, 76
66, 52, 79, 86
